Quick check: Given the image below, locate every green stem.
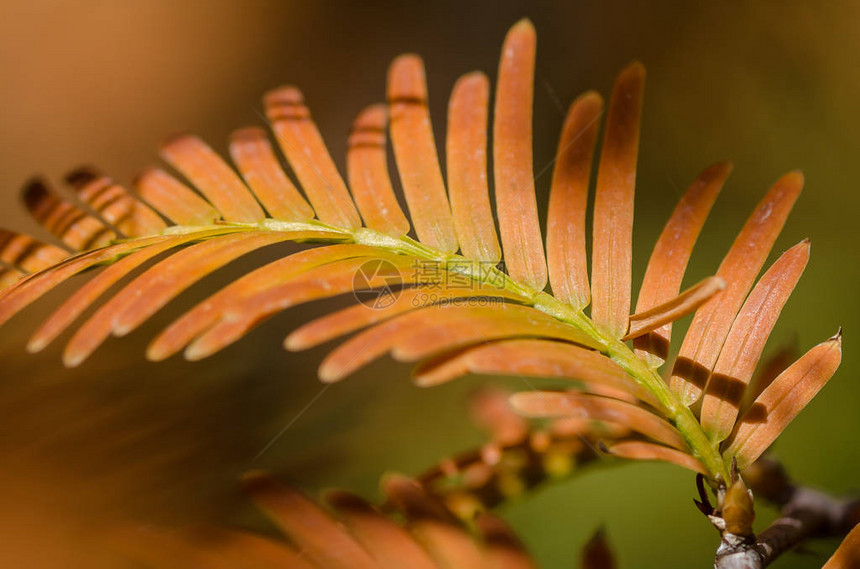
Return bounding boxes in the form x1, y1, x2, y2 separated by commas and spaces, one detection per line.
532, 292, 729, 481
200, 222, 730, 480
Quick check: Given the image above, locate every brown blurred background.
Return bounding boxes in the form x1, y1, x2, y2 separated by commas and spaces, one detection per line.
1, 1, 858, 567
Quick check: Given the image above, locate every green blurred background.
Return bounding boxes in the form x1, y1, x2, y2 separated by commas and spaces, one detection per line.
0, 1, 857, 567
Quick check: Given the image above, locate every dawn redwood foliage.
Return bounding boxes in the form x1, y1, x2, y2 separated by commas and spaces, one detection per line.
1, 19, 856, 568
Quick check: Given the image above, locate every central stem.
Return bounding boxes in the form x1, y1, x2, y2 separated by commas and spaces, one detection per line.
534, 293, 730, 481
238, 222, 731, 480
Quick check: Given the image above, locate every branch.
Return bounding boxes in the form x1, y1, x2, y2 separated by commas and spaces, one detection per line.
713, 458, 859, 568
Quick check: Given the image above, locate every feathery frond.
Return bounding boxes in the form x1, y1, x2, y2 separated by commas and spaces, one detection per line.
116, 387, 629, 569
119, 471, 547, 569
0, 19, 842, 484
116, 472, 625, 569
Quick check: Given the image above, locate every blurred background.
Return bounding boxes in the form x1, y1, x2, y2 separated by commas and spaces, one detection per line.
1, 1, 858, 567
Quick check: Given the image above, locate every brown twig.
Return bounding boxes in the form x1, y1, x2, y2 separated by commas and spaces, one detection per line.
714, 458, 859, 568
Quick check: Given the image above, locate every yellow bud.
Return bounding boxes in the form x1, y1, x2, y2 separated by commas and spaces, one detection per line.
723, 479, 755, 536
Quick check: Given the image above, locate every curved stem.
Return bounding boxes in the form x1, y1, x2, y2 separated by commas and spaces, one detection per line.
535, 296, 730, 481
202, 222, 730, 480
